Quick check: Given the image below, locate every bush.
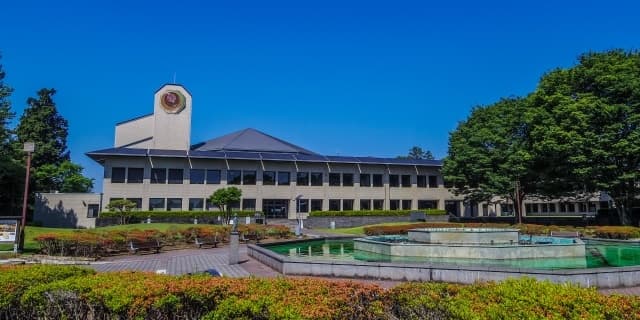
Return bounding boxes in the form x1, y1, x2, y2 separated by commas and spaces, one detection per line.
99, 210, 256, 219
594, 226, 640, 240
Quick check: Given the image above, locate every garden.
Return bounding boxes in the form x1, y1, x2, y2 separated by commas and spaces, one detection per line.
1, 264, 639, 319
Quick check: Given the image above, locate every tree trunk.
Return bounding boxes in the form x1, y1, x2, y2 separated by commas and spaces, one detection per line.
614, 197, 632, 226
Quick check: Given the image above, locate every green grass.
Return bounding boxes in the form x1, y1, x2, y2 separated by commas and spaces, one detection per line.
315, 222, 426, 236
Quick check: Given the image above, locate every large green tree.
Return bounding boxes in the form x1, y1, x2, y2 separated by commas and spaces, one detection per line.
398, 146, 435, 160
442, 97, 535, 221
209, 187, 242, 224
528, 50, 640, 224
33, 160, 93, 193
0, 54, 22, 215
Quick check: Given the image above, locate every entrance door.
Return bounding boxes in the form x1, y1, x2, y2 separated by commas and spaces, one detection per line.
445, 200, 460, 217
262, 199, 289, 218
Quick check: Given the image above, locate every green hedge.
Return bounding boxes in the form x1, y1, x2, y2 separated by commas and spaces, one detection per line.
99, 210, 256, 219
309, 209, 446, 217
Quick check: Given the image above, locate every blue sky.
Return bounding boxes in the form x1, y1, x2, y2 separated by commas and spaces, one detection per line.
1, 0, 639, 192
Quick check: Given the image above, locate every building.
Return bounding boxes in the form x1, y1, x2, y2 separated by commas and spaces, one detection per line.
33, 84, 608, 228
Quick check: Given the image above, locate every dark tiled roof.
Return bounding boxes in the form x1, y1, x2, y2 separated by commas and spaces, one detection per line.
193, 128, 317, 155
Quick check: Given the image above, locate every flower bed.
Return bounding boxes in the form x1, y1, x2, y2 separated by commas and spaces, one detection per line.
593, 226, 640, 240
1, 265, 639, 319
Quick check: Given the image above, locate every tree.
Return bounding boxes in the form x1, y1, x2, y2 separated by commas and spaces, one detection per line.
528, 50, 640, 224
442, 97, 535, 222
106, 199, 137, 225
209, 187, 242, 224
33, 160, 94, 193
0, 53, 22, 216
398, 146, 435, 160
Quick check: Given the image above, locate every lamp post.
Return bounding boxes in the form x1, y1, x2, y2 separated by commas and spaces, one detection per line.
18, 142, 35, 252
295, 195, 303, 237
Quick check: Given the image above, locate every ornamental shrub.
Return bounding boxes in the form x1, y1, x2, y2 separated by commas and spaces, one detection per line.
594, 226, 640, 240
99, 210, 256, 219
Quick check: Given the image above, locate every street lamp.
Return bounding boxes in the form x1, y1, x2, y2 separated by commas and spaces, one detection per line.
18, 142, 35, 252
294, 195, 303, 237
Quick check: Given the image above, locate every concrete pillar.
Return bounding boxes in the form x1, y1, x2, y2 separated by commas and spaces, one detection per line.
228, 232, 239, 265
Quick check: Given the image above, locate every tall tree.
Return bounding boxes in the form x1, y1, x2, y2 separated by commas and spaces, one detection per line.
398, 146, 435, 160
0, 54, 22, 215
33, 160, 93, 193
528, 50, 640, 224
442, 97, 535, 221
209, 187, 242, 224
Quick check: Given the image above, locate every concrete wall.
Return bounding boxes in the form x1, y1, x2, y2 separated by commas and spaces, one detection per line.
114, 114, 153, 148
34, 193, 102, 228
304, 215, 447, 229
248, 243, 640, 288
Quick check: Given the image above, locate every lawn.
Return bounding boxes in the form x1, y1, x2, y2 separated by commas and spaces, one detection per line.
315, 222, 426, 236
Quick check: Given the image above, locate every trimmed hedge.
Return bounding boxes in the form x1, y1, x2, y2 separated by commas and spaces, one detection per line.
594, 226, 640, 240
309, 209, 446, 217
99, 210, 256, 219
2, 265, 640, 319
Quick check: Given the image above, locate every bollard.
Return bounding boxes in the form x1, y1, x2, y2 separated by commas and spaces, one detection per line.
330, 221, 335, 229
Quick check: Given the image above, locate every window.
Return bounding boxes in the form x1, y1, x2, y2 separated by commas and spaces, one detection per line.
242, 199, 256, 211
360, 199, 371, 210
559, 202, 567, 213
567, 203, 576, 212
229, 201, 240, 211
329, 173, 341, 186
151, 168, 166, 184
428, 176, 438, 188
531, 203, 539, 213
243, 170, 257, 185
417, 175, 427, 188
578, 202, 587, 213
149, 198, 165, 211
373, 199, 384, 210
310, 199, 323, 211
128, 198, 142, 210
263, 171, 276, 185
389, 175, 399, 187
390, 200, 400, 210
206, 199, 218, 211
111, 167, 125, 183
525, 203, 533, 213
599, 201, 610, 209
418, 200, 438, 209
227, 170, 241, 185
372, 174, 383, 187
168, 169, 184, 184
401, 175, 411, 187
588, 202, 597, 212
127, 168, 144, 183
297, 172, 309, 186
87, 204, 100, 218
402, 199, 412, 210
342, 199, 354, 211
541, 203, 549, 213
189, 198, 204, 211
342, 173, 354, 186
329, 199, 341, 211
206, 170, 221, 184
310, 172, 323, 186
167, 198, 182, 211
278, 172, 290, 185
296, 199, 309, 213
190, 169, 205, 184
501, 203, 514, 215
360, 174, 371, 187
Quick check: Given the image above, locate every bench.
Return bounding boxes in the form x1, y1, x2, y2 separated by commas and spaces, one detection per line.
240, 232, 262, 244
129, 239, 162, 254
195, 234, 220, 248
550, 231, 581, 238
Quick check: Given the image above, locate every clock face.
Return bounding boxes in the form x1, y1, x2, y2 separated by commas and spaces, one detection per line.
160, 90, 186, 113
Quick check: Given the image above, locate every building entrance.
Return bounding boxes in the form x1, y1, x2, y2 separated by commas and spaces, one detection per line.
262, 199, 289, 218
445, 200, 461, 217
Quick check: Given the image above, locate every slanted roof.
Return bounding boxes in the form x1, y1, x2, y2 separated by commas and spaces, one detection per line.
193, 128, 317, 155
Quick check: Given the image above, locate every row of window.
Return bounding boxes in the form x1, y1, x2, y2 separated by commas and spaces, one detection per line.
111, 167, 441, 188
525, 202, 599, 214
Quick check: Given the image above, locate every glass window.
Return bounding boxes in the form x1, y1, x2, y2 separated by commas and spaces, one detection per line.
227, 170, 241, 185
87, 204, 100, 218
151, 168, 166, 184
588, 202, 597, 212
297, 172, 309, 186
329, 173, 341, 186
230, 201, 240, 211
206, 170, 221, 184
401, 175, 411, 187
128, 198, 142, 210
127, 168, 144, 183
389, 175, 399, 187
168, 169, 184, 184
149, 198, 165, 211
541, 203, 549, 213
342, 173, 354, 186
372, 174, 383, 187
167, 198, 182, 211
418, 200, 438, 209
417, 175, 427, 188
310, 172, 323, 186
296, 199, 309, 213
428, 175, 438, 188
310, 199, 323, 211
526, 203, 533, 213
360, 199, 371, 210
190, 169, 205, 184
329, 199, 341, 211
189, 198, 204, 211
342, 199, 354, 211
402, 199, 412, 210
360, 174, 371, 187
390, 200, 400, 210
373, 199, 384, 210
559, 202, 567, 213
263, 171, 276, 185
206, 199, 218, 211
111, 167, 125, 183
443, 179, 453, 188
242, 199, 256, 211
278, 172, 290, 185
243, 170, 257, 185
567, 203, 576, 212
578, 202, 587, 212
